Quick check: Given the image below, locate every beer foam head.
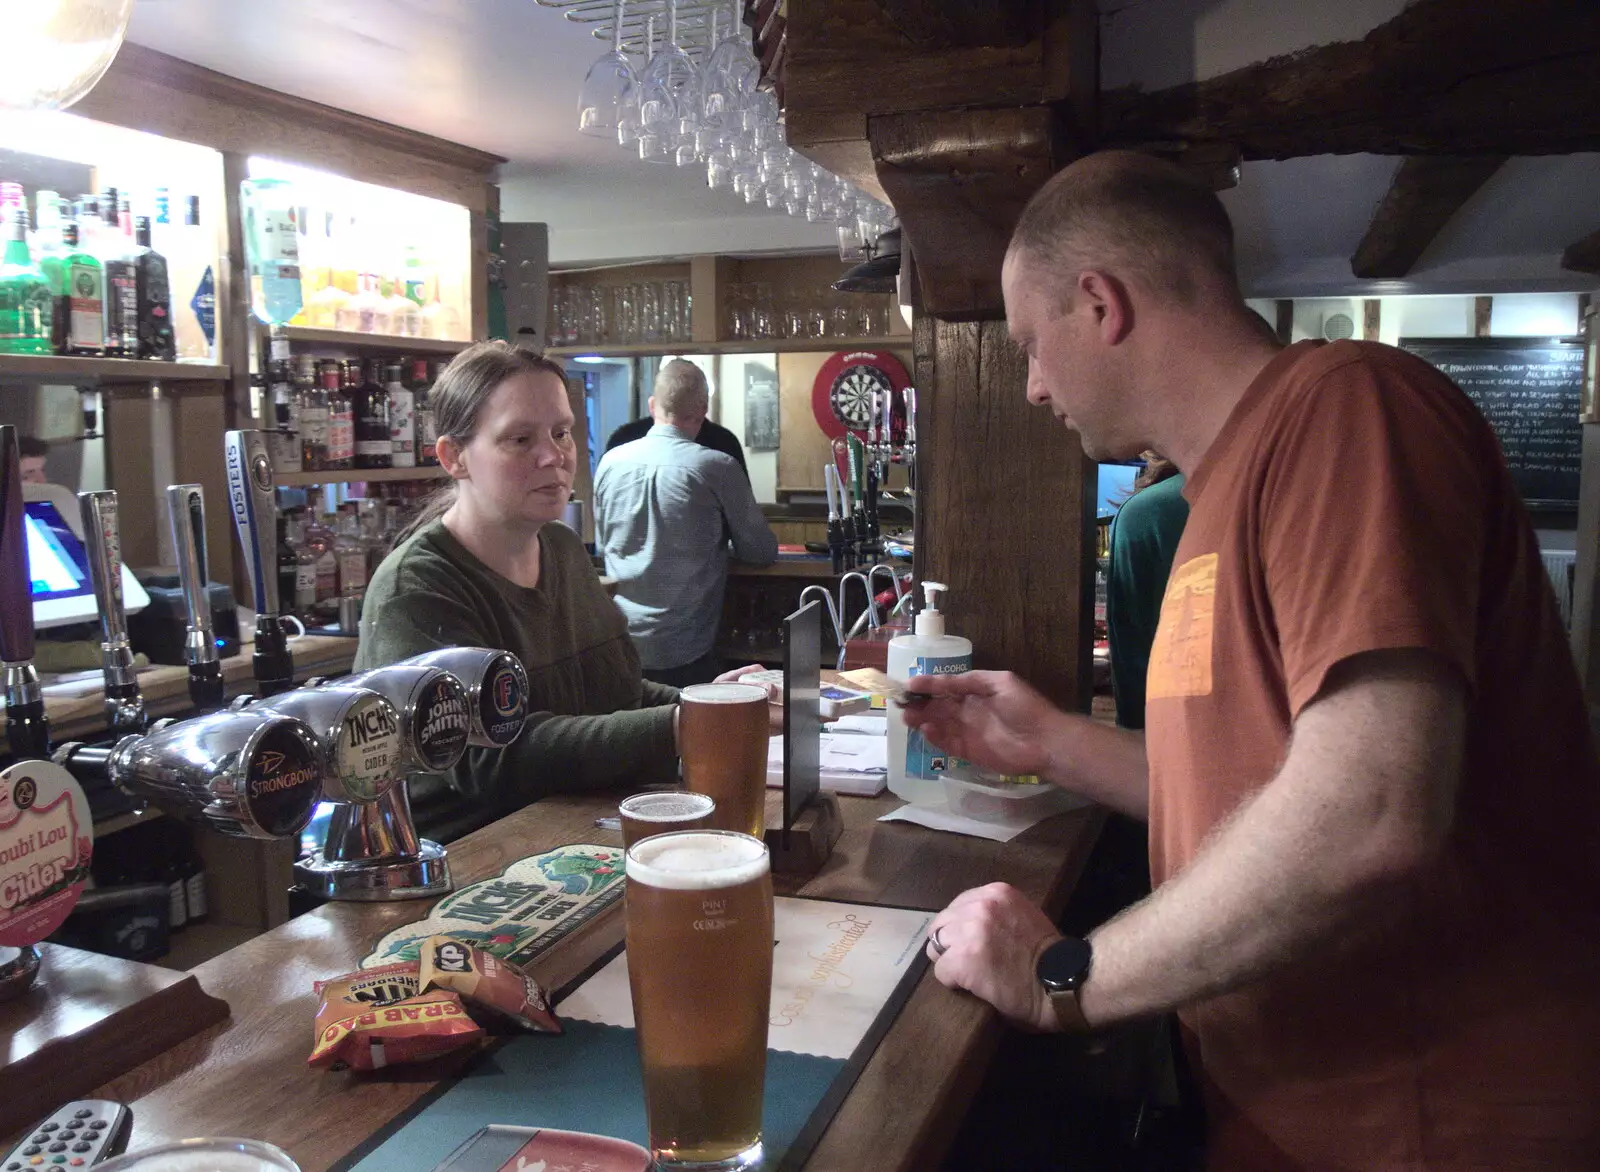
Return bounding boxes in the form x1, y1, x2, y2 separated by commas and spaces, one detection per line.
680, 683, 767, 705
619, 791, 715, 823
626, 830, 769, 889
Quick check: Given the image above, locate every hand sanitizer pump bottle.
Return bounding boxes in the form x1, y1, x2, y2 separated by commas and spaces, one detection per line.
887, 581, 972, 804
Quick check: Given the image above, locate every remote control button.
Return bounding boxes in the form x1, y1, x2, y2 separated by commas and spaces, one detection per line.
45, 1145, 64, 1154
72, 1111, 90, 1120
38, 1125, 56, 1133
22, 1148, 40, 1156
29, 1136, 46, 1145
86, 1124, 105, 1132
8, 1160, 22, 1169
69, 1147, 89, 1155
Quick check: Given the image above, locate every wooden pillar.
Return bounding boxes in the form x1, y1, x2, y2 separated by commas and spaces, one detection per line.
912, 317, 1096, 710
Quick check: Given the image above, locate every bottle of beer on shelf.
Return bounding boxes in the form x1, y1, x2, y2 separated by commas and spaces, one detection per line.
276, 513, 301, 621
302, 509, 339, 616
296, 354, 326, 471
325, 359, 354, 470
266, 327, 300, 472
410, 356, 438, 465
352, 358, 392, 470
133, 215, 176, 360
0, 211, 53, 355
386, 361, 415, 468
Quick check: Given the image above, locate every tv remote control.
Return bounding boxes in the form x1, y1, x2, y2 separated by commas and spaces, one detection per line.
2, 1101, 132, 1169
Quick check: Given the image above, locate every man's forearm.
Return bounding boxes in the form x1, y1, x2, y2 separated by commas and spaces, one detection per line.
1043, 714, 1149, 820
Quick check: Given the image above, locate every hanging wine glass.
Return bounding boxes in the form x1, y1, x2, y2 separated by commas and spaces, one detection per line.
637, 0, 699, 165
577, 0, 637, 140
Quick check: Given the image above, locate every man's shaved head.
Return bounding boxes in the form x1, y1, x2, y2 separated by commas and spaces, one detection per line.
1008, 150, 1238, 306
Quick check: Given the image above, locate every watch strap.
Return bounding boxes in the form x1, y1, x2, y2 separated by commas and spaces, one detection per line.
1046, 986, 1091, 1032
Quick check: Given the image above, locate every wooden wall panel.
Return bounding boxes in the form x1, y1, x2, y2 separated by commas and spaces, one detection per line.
912, 317, 1095, 711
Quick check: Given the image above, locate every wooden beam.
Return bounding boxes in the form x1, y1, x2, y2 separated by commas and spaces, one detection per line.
1099, 0, 1600, 159
1562, 229, 1600, 275
869, 105, 1064, 320
1475, 296, 1494, 336
1275, 300, 1294, 344
1351, 156, 1508, 279
912, 316, 1095, 710
1363, 299, 1381, 341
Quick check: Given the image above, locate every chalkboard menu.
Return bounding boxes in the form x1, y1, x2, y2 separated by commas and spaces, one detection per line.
1398, 336, 1584, 509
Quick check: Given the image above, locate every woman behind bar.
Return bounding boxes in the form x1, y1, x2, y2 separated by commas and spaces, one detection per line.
355, 342, 746, 840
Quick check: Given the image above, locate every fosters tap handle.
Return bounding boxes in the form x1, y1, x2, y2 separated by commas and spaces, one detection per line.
0, 426, 48, 760
225, 429, 294, 695
79, 490, 147, 735
167, 484, 223, 712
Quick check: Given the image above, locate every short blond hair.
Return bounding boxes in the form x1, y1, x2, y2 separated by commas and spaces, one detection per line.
654, 359, 709, 419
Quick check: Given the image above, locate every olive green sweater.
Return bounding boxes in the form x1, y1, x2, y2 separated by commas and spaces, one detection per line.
354, 518, 680, 839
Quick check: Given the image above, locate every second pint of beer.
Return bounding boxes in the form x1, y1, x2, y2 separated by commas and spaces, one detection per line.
677, 683, 770, 839
625, 830, 774, 1171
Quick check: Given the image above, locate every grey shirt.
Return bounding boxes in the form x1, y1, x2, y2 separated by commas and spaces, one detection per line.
595, 423, 778, 669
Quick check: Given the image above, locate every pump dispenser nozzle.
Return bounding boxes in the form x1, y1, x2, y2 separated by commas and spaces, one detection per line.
915, 580, 947, 638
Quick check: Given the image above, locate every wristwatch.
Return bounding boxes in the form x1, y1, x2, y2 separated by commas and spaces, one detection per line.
1036, 936, 1094, 1032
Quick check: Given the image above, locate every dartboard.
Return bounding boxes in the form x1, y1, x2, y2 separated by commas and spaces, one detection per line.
811, 349, 910, 440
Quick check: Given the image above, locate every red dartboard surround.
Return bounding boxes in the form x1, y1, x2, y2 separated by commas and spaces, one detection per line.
811, 349, 910, 440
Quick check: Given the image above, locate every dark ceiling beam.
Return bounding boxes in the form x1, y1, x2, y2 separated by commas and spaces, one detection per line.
1561, 229, 1600, 275
870, 105, 1063, 320
1099, 0, 1600, 159
1351, 156, 1508, 279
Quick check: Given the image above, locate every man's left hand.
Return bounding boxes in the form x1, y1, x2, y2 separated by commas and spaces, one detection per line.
715, 663, 784, 734
925, 883, 1062, 1033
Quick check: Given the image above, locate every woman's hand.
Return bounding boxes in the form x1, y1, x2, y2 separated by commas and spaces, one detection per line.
716, 664, 784, 734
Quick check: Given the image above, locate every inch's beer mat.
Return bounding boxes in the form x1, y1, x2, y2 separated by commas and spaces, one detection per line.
560, 896, 933, 1060
363, 845, 624, 970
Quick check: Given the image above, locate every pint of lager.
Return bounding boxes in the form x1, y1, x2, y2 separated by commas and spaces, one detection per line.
619, 791, 716, 848
677, 683, 769, 839
625, 830, 774, 1170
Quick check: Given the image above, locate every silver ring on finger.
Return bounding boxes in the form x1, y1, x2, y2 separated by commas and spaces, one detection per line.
928, 925, 949, 958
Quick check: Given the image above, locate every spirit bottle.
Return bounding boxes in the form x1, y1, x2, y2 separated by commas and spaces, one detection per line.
296, 354, 327, 471
175, 195, 216, 362
352, 359, 392, 470
97, 195, 139, 357
287, 511, 318, 617
134, 216, 177, 361
334, 504, 369, 600
325, 360, 354, 470
410, 357, 439, 465
386, 361, 415, 467
52, 221, 105, 356
241, 177, 303, 325
265, 327, 300, 471
0, 214, 54, 354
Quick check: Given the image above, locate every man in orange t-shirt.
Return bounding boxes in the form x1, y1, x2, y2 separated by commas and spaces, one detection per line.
906, 150, 1600, 1170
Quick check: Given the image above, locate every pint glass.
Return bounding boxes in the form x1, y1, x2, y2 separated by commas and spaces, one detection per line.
677, 683, 769, 839
625, 830, 774, 1170
619, 791, 716, 848
97, 1138, 301, 1171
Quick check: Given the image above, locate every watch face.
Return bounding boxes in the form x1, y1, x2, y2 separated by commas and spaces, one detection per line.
1036, 936, 1093, 993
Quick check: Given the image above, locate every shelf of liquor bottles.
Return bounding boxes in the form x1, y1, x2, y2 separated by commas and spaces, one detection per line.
272, 326, 472, 356
545, 335, 907, 359
274, 465, 448, 487
0, 354, 229, 385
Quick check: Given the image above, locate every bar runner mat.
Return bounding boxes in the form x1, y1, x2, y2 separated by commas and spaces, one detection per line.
333, 895, 933, 1172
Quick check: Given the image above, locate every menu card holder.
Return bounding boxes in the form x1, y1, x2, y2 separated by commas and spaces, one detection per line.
766, 600, 842, 874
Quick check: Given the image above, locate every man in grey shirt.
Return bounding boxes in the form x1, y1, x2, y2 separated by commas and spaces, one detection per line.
595, 360, 779, 686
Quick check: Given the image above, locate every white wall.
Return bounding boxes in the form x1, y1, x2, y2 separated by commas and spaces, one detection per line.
1247, 292, 1584, 345
714, 352, 779, 504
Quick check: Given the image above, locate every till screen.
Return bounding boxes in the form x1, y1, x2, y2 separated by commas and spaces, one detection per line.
24, 500, 91, 600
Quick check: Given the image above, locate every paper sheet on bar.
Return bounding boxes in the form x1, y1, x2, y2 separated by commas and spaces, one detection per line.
765, 733, 887, 796
558, 896, 933, 1060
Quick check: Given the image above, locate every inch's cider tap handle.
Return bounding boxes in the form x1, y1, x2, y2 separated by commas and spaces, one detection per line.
167, 484, 223, 712
225, 429, 293, 696
79, 490, 146, 734
0, 426, 48, 760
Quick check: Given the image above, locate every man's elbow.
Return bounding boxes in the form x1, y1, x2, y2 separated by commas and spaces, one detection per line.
1350, 789, 1456, 889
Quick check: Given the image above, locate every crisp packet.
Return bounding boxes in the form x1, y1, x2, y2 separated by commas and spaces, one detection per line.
309, 961, 484, 1071
418, 935, 563, 1035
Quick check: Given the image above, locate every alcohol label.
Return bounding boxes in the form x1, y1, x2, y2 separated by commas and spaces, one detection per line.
413, 678, 471, 772
191, 266, 216, 346
481, 660, 528, 746
242, 721, 321, 838
66, 262, 105, 349
327, 412, 354, 463
0, 761, 93, 947
295, 562, 318, 608
334, 693, 403, 804
905, 653, 971, 780
338, 549, 368, 595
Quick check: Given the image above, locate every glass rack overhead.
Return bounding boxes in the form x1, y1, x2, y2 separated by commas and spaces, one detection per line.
535, 0, 733, 59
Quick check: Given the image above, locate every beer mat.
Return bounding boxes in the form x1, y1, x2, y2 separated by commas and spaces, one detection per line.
559, 897, 931, 1060
362, 845, 625, 970
331, 896, 933, 1172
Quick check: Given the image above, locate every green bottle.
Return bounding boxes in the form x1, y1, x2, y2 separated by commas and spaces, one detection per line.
0, 215, 54, 355
52, 221, 105, 356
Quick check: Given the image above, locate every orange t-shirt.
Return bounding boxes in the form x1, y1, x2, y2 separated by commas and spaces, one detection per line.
1145, 340, 1600, 1171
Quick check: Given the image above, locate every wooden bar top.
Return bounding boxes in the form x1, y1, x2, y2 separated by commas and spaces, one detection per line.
0, 635, 359, 744
83, 790, 1103, 1172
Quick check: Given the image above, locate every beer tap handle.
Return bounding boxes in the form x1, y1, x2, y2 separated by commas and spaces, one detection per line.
225, 429, 294, 696
79, 491, 147, 735
823, 464, 845, 575
0, 426, 48, 760
167, 484, 223, 712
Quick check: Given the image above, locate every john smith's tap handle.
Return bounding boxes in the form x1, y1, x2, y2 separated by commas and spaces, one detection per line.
0, 426, 48, 759
225, 429, 293, 695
